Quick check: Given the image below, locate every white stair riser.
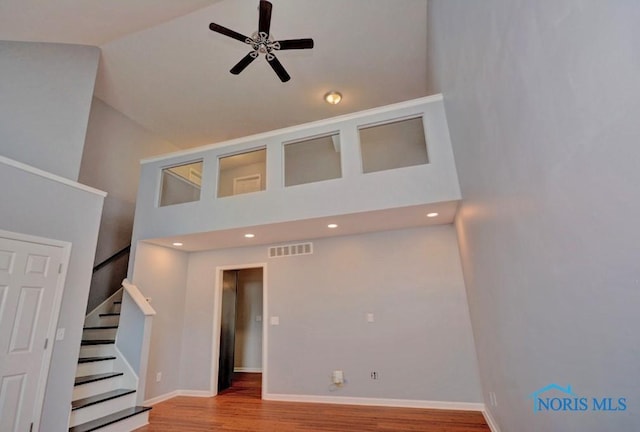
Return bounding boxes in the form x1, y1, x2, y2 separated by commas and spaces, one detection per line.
69, 392, 137, 427
90, 411, 149, 432
82, 328, 117, 340
76, 360, 115, 377
80, 344, 116, 357
73, 376, 122, 400
76, 289, 146, 431
84, 290, 124, 328
99, 315, 120, 326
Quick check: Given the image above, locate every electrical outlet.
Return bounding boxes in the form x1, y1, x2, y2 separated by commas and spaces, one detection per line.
156, 372, 162, 383
370, 371, 379, 380
489, 391, 497, 407
332, 370, 344, 385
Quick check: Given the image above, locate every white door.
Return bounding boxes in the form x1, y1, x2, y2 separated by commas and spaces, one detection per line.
0, 231, 70, 432
233, 174, 261, 195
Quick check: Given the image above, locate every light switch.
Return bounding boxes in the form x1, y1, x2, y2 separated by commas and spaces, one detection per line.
56, 328, 65, 340
270, 316, 280, 326
366, 313, 374, 323
256, 315, 262, 322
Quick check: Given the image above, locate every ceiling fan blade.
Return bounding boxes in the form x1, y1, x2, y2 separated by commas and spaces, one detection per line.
259, 0, 273, 35
230, 52, 258, 75
267, 54, 291, 82
276, 38, 314, 50
209, 22, 250, 44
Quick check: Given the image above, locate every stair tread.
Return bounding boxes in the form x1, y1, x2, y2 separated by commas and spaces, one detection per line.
83, 325, 118, 330
68, 406, 151, 432
75, 372, 123, 386
72, 388, 136, 410
99, 313, 120, 317
78, 356, 116, 364
81, 339, 115, 346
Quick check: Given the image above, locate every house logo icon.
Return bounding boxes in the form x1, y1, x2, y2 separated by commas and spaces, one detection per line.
529, 384, 627, 413
529, 384, 577, 412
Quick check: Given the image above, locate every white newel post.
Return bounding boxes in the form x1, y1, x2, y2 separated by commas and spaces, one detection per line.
117, 279, 156, 405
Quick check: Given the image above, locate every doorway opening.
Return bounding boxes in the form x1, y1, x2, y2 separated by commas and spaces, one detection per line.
213, 264, 266, 399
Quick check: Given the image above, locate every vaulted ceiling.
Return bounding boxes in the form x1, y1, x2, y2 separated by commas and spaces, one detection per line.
1, 0, 429, 149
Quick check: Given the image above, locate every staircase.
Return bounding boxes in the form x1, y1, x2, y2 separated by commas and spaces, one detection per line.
69, 293, 151, 431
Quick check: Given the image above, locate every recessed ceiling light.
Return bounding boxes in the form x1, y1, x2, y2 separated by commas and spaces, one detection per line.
427, 212, 439, 218
244, 233, 255, 238
324, 91, 342, 105
327, 223, 338, 229
172, 242, 183, 246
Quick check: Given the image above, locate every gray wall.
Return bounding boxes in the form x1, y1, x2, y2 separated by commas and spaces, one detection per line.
160, 172, 201, 207
427, 1, 640, 431
284, 136, 342, 187
136, 225, 481, 403
131, 242, 188, 399
359, 117, 428, 173
0, 41, 99, 181
234, 268, 263, 371
0, 161, 104, 431
218, 161, 266, 197
79, 98, 180, 311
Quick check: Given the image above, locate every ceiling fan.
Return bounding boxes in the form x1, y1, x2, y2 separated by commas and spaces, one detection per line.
209, 0, 314, 82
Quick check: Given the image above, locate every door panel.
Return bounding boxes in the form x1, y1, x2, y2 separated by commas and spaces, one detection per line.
9, 287, 43, 353
0, 285, 7, 321
0, 374, 25, 431
218, 270, 237, 392
0, 235, 66, 432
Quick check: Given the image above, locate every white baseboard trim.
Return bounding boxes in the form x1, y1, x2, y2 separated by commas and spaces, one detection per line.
146, 389, 488, 421
177, 390, 214, 398
263, 393, 485, 411
482, 409, 501, 432
145, 391, 179, 406
145, 389, 214, 406
234, 367, 262, 373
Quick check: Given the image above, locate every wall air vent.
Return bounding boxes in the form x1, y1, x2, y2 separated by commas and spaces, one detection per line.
268, 242, 313, 258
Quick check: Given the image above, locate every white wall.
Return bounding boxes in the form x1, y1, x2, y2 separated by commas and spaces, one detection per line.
428, 1, 640, 431
0, 158, 104, 431
79, 98, 180, 311
131, 242, 188, 399
0, 41, 99, 180
137, 225, 481, 404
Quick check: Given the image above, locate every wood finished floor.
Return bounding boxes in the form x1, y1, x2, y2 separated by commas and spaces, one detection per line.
134, 373, 490, 431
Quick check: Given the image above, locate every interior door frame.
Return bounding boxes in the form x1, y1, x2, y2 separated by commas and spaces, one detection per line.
211, 263, 267, 398
0, 229, 71, 431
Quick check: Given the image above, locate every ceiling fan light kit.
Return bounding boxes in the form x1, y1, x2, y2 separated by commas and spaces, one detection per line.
209, 0, 315, 82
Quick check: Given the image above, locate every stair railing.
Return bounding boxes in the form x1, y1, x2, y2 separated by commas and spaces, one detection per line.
87, 245, 131, 313
93, 244, 131, 273
117, 278, 156, 405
